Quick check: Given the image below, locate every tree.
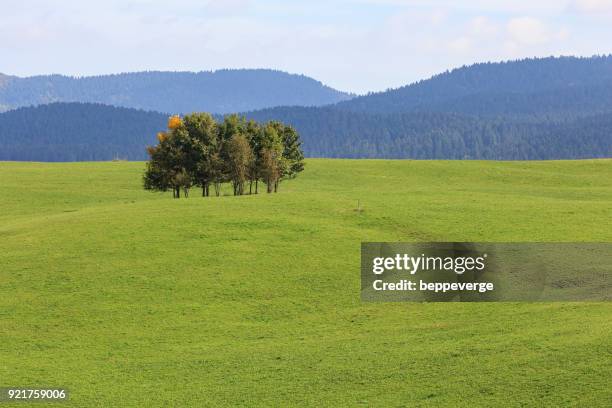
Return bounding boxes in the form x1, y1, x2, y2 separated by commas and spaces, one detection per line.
259, 148, 280, 194
144, 116, 196, 198
270, 121, 305, 180
143, 144, 171, 194
218, 114, 246, 143
244, 120, 262, 194
259, 123, 284, 193
281, 125, 305, 178
173, 168, 192, 198
225, 134, 254, 195
168, 123, 199, 197
144, 132, 179, 197
183, 113, 218, 196
218, 114, 246, 190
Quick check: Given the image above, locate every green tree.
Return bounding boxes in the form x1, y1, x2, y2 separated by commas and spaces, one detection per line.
183, 112, 219, 196
226, 134, 254, 195
143, 142, 172, 195
282, 126, 305, 178
218, 115, 246, 190
244, 120, 262, 194
218, 114, 246, 144
168, 124, 199, 197
144, 117, 197, 198
273, 122, 305, 179
259, 123, 284, 193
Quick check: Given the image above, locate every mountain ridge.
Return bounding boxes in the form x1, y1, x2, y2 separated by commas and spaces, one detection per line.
334, 55, 612, 115
0, 69, 352, 114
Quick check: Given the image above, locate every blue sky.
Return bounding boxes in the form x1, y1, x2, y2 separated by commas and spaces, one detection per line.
2, 0, 612, 93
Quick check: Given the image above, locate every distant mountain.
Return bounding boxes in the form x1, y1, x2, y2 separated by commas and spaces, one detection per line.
0, 73, 13, 86
1, 102, 611, 162
0, 69, 352, 114
0, 74, 15, 112
2, 57, 612, 161
335, 55, 612, 118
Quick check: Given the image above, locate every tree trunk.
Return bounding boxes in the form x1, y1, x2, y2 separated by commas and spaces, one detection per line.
249, 180, 253, 195
255, 180, 258, 194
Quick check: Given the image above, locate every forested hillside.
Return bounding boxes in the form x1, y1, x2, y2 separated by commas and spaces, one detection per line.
1, 102, 611, 161
0, 103, 165, 161
335, 56, 612, 117
246, 107, 612, 159
0, 69, 351, 114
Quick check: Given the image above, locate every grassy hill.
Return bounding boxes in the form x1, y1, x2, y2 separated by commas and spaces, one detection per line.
0, 159, 611, 406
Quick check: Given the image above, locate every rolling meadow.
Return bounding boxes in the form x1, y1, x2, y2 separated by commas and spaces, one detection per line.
0, 159, 611, 406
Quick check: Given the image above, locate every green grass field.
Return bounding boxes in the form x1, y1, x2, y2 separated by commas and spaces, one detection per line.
0, 159, 611, 406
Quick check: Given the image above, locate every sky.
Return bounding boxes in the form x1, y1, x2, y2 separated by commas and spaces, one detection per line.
2, 0, 612, 94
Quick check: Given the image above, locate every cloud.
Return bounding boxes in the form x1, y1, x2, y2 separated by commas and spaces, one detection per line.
569, 0, 612, 14
469, 16, 499, 37
506, 17, 567, 46
0, 0, 611, 93
448, 37, 472, 53
352, 0, 568, 15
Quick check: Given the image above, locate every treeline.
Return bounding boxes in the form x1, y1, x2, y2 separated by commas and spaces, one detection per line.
0, 103, 167, 161
246, 107, 612, 159
144, 113, 304, 198
2, 102, 612, 162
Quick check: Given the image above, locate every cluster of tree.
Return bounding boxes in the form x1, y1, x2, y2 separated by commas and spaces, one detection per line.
143, 113, 305, 198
